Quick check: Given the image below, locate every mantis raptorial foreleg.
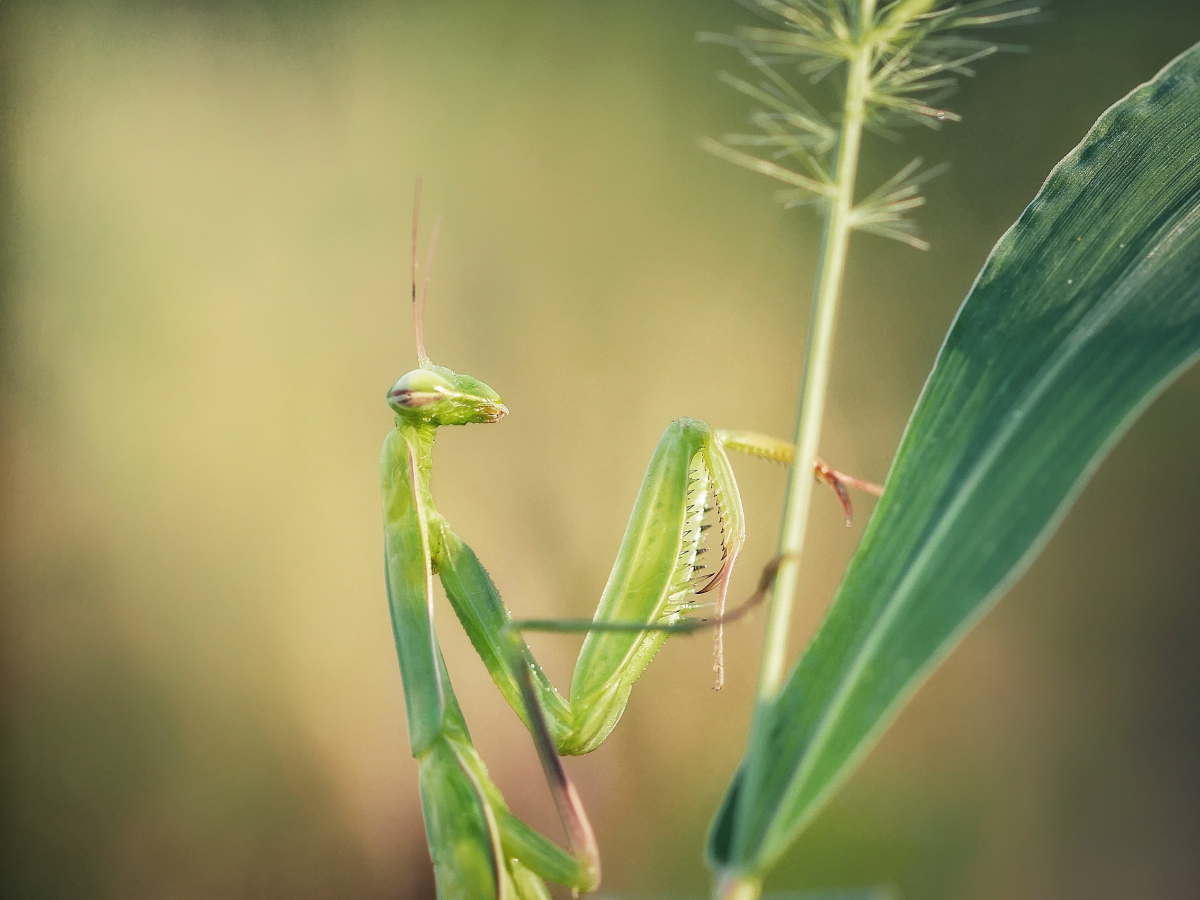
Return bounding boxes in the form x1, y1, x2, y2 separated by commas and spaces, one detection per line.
380, 183, 881, 898
435, 416, 748, 755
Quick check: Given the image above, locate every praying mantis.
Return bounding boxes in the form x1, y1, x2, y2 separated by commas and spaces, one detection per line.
380, 184, 881, 899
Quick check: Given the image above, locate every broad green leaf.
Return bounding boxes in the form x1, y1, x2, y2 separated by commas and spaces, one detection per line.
710, 42, 1200, 879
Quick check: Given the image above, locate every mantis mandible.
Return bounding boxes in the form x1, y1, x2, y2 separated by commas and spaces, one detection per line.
380, 183, 881, 899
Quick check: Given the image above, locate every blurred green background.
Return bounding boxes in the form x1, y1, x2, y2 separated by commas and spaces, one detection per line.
2, 2, 1199, 898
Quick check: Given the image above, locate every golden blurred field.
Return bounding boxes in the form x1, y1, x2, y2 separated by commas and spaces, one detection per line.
3, 2, 1199, 898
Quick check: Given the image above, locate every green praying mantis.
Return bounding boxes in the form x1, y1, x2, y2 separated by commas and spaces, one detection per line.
380, 183, 881, 899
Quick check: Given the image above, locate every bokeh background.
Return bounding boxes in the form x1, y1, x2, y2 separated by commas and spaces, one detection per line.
3, 2, 1199, 898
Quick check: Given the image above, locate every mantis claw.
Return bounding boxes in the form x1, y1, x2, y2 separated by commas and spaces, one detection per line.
814, 457, 855, 526
813, 455, 884, 526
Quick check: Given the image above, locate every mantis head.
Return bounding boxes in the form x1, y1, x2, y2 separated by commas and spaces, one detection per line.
389, 179, 508, 427
388, 363, 508, 425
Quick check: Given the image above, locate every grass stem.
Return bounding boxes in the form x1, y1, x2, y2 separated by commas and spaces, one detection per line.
756, 30, 871, 706
721, 22, 873, 894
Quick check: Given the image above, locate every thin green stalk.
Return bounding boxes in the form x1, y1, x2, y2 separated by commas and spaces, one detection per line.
756, 41, 872, 702
719, 18, 875, 900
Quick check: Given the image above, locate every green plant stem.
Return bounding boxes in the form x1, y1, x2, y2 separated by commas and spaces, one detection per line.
757, 35, 871, 705
718, 26, 874, 900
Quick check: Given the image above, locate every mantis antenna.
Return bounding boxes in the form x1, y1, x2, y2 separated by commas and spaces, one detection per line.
410, 177, 441, 367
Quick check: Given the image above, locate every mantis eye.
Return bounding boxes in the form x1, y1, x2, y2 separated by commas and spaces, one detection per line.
388, 368, 453, 410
